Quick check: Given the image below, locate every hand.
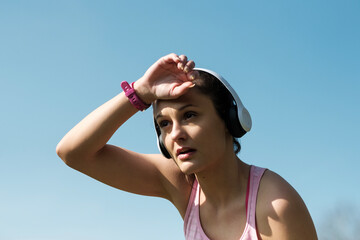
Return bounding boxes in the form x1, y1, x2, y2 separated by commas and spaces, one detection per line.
134, 53, 199, 104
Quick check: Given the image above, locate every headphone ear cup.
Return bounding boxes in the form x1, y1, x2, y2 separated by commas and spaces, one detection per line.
154, 118, 171, 158
158, 136, 171, 159
227, 105, 246, 138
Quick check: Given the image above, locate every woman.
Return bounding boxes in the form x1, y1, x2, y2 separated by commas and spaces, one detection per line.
56, 53, 317, 239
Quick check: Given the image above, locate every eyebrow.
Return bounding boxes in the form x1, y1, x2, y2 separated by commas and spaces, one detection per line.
155, 103, 196, 120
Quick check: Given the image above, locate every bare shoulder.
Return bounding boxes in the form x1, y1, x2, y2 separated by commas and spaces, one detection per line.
137, 152, 192, 218
149, 152, 193, 216
256, 170, 318, 240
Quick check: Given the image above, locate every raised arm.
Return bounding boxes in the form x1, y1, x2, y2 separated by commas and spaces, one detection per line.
56, 53, 198, 201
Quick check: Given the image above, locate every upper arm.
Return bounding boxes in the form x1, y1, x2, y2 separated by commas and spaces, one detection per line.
61, 144, 188, 201
256, 170, 318, 240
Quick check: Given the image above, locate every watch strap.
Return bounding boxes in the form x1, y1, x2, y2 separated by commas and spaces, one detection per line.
121, 81, 150, 111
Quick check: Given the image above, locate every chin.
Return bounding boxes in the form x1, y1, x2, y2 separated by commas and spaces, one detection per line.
178, 160, 205, 176
177, 161, 194, 174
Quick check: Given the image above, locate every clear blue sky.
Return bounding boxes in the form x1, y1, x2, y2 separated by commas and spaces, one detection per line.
0, 0, 359, 239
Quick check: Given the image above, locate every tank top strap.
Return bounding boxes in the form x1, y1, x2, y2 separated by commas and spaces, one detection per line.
241, 165, 266, 239
184, 179, 207, 239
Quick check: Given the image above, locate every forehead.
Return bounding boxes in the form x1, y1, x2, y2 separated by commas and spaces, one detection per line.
153, 88, 213, 116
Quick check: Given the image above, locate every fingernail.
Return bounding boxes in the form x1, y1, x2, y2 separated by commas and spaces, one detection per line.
189, 83, 196, 88
190, 75, 195, 80
184, 66, 189, 73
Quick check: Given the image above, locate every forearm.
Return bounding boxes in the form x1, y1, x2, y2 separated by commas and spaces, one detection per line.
56, 53, 197, 164
56, 91, 138, 163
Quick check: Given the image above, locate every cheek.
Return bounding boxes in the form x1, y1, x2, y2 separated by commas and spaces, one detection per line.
162, 118, 228, 154
205, 128, 228, 153
196, 121, 228, 150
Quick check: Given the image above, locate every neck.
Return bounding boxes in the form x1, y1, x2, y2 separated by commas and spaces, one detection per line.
195, 152, 250, 208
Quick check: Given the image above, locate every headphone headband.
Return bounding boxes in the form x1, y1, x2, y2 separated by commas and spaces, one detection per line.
194, 68, 252, 132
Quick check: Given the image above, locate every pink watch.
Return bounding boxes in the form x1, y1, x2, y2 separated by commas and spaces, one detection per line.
121, 81, 150, 111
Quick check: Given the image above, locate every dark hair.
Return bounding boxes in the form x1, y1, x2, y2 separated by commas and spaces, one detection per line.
193, 71, 241, 154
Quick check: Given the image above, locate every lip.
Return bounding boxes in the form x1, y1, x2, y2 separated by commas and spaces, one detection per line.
176, 147, 196, 161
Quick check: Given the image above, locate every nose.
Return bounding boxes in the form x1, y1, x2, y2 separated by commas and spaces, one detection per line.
170, 121, 186, 142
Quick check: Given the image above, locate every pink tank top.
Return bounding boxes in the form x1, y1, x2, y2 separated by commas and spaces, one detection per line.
184, 166, 266, 240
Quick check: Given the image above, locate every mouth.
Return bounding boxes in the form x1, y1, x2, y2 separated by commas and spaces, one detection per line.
176, 147, 196, 160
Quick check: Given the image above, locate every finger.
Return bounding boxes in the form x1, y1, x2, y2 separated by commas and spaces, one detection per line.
183, 60, 195, 73
171, 81, 195, 97
177, 55, 188, 70
187, 69, 199, 81
162, 53, 180, 64
178, 54, 188, 62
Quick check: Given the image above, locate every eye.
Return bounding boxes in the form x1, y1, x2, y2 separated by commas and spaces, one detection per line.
184, 111, 196, 120
158, 120, 170, 128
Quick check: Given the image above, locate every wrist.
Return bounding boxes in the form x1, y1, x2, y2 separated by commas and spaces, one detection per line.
121, 81, 151, 111
132, 78, 155, 104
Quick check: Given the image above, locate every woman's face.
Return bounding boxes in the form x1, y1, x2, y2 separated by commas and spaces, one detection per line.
154, 89, 233, 175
